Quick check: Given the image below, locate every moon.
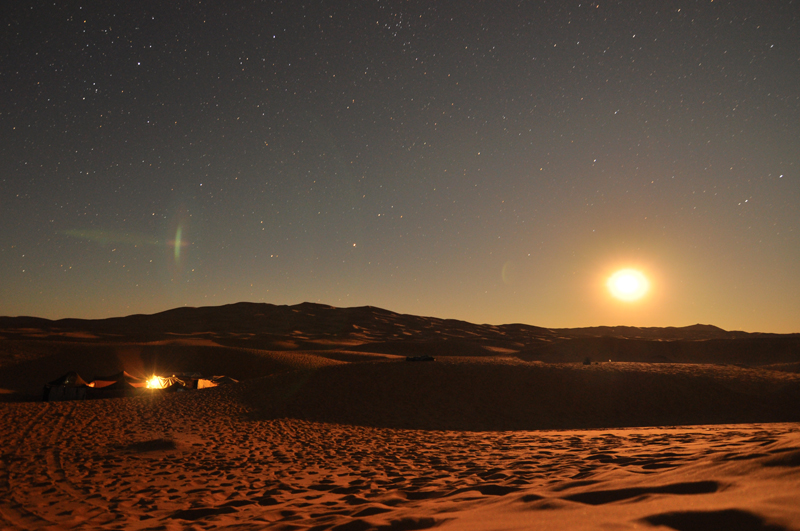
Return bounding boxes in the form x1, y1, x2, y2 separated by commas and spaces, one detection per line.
607, 269, 649, 301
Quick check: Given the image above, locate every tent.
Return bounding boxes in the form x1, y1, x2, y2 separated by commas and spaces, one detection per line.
210, 375, 239, 386
90, 370, 146, 388
43, 371, 90, 401
42, 370, 237, 401
87, 371, 146, 399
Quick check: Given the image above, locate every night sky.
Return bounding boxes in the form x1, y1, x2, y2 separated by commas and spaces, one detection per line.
1, 1, 798, 332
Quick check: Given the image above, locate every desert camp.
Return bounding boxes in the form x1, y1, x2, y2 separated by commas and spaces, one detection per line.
43, 370, 235, 401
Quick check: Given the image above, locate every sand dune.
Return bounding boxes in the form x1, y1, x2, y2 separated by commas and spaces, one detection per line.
1, 302, 799, 529
518, 335, 800, 365
237, 357, 800, 431
0, 388, 798, 530
5, 301, 797, 344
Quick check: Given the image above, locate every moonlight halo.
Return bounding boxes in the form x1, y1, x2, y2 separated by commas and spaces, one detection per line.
607, 269, 650, 302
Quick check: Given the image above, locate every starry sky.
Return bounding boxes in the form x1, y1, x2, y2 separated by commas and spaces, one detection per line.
1, 1, 798, 332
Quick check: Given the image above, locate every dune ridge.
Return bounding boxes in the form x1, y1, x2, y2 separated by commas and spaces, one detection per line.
1, 302, 799, 529
236, 357, 800, 431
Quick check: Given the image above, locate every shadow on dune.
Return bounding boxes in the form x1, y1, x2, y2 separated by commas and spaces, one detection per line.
349, 339, 504, 357
237, 358, 800, 431
642, 509, 789, 531
518, 336, 800, 365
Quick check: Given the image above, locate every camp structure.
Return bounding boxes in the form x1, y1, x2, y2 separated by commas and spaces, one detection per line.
87, 370, 147, 399
44, 370, 147, 401
43, 371, 90, 402
208, 375, 239, 387
146, 373, 238, 390
42, 370, 238, 401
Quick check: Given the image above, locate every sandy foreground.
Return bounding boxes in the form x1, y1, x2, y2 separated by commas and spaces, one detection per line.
1, 367, 799, 530
1, 304, 799, 530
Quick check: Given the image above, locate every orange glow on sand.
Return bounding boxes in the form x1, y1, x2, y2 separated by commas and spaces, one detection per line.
607, 269, 650, 301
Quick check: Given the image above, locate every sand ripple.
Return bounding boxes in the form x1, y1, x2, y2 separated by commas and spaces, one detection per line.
1, 386, 799, 530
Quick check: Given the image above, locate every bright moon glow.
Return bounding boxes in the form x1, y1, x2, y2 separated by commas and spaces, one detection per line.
607, 269, 650, 301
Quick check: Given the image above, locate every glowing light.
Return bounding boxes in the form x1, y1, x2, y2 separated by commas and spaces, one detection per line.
146, 376, 165, 389
607, 269, 649, 301
174, 226, 182, 261
501, 260, 519, 285
60, 228, 160, 246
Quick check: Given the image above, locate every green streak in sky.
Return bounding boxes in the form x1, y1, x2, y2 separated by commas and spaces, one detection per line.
174, 226, 182, 261
60, 229, 161, 246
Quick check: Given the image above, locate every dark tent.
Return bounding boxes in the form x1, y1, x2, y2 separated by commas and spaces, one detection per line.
91, 370, 146, 387
209, 375, 239, 386
43, 371, 90, 402
87, 371, 146, 399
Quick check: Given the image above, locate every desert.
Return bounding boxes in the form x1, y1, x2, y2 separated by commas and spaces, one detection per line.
5, 0, 799, 528
1, 302, 799, 530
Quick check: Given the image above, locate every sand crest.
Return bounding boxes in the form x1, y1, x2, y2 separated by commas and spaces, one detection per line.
1, 303, 799, 529
239, 357, 800, 430
1, 388, 799, 530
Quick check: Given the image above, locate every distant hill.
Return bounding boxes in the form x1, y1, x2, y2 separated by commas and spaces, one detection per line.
551, 323, 751, 340
1, 302, 800, 407
1, 301, 791, 344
